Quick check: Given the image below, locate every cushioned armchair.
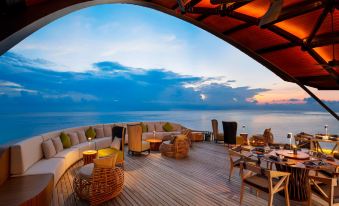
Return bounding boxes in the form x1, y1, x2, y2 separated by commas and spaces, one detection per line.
211, 119, 224, 143
159, 134, 189, 159
127, 124, 150, 155
98, 126, 125, 167
250, 128, 274, 146
74, 155, 124, 205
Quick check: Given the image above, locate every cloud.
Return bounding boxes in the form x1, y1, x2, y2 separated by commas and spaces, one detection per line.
0, 52, 271, 111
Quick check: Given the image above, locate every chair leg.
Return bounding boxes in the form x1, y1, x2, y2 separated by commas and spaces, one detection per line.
284, 185, 290, 206
240, 182, 245, 205
229, 164, 234, 181
268, 194, 274, 206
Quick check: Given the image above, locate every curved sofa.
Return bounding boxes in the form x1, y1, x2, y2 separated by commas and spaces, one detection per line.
9, 121, 186, 187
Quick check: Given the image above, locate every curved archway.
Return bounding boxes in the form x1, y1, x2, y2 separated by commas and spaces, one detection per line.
0, 0, 338, 119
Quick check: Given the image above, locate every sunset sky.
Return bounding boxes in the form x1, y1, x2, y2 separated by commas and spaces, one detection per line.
2, 4, 339, 109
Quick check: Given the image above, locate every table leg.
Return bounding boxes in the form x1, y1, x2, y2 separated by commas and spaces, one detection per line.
276, 164, 309, 201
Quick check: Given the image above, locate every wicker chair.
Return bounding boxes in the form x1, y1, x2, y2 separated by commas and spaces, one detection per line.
159, 134, 190, 159
127, 124, 150, 155
250, 128, 274, 146
307, 173, 339, 206
240, 161, 290, 206
222, 121, 237, 146
211, 119, 224, 143
181, 129, 192, 147
74, 155, 124, 206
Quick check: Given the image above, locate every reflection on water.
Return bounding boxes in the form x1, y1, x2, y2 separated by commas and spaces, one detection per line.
0, 110, 338, 144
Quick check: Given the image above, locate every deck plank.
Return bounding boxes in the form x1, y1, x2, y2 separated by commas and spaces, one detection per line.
54, 142, 327, 206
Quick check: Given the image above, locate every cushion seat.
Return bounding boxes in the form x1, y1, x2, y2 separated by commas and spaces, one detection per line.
244, 174, 279, 193
98, 148, 123, 163
21, 158, 65, 186
93, 137, 112, 150
54, 148, 80, 169
79, 163, 94, 180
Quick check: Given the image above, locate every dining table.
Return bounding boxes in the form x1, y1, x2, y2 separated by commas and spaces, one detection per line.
239, 146, 339, 201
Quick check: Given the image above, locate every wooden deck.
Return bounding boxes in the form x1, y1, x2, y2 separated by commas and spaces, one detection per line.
53, 142, 327, 206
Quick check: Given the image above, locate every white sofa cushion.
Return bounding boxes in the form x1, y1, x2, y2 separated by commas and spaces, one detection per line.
52, 137, 63, 153
103, 124, 113, 137
42, 130, 61, 141
10, 136, 44, 175
146, 122, 155, 132
22, 158, 65, 186
54, 147, 80, 169
68, 132, 79, 146
155, 122, 164, 132
41, 139, 57, 159
77, 130, 87, 143
93, 137, 112, 149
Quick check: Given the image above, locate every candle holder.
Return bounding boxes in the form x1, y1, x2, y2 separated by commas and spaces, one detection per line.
324, 125, 328, 137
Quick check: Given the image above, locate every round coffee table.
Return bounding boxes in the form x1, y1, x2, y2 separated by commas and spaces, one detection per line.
146, 139, 163, 151
83, 150, 97, 165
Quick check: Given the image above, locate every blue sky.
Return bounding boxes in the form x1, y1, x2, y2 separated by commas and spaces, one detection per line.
1, 4, 338, 112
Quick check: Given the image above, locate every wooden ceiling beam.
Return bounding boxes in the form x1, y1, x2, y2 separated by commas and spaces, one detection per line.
261, 0, 324, 27
309, 31, 339, 48
185, 0, 202, 10
304, 6, 330, 46
256, 42, 296, 54
222, 22, 252, 35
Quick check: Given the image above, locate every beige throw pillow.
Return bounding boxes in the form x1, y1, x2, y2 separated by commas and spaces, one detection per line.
42, 139, 57, 159
52, 137, 63, 153
93, 154, 117, 168
111, 137, 121, 150
77, 130, 87, 143
95, 127, 105, 138
103, 124, 112, 137
68, 132, 79, 146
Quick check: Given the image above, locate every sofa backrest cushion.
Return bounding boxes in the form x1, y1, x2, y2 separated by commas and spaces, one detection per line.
170, 123, 182, 131
52, 137, 63, 153
103, 124, 113, 137
60, 132, 72, 148
94, 126, 104, 138
10, 136, 44, 175
42, 130, 61, 141
146, 122, 155, 132
68, 132, 79, 146
41, 139, 57, 159
155, 122, 164, 132
77, 130, 87, 143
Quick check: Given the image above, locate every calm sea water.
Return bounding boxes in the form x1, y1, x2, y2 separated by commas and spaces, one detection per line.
0, 110, 338, 145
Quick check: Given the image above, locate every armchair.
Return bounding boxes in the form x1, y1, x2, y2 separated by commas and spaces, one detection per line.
127, 124, 150, 155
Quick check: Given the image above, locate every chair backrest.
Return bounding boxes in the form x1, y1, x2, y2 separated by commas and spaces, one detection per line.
211, 119, 219, 137
112, 126, 125, 161
127, 124, 142, 152
222, 121, 237, 144
308, 174, 338, 204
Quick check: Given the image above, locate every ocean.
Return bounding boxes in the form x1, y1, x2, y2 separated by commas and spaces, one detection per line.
0, 110, 338, 145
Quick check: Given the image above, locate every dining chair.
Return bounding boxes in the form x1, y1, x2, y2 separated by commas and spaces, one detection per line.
228, 147, 257, 181
240, 161, 291, 206
211, 119, 224, 143
307, 173, 339, 206
222, 121, 237, 146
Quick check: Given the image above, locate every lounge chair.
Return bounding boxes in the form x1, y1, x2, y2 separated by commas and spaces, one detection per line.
127, 124, 150, 155
159, 134, 190, 159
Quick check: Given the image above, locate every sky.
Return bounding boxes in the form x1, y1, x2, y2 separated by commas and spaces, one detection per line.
1, 4, 338, 112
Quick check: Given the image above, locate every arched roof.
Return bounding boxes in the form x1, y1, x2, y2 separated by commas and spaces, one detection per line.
0, 0, 338, 119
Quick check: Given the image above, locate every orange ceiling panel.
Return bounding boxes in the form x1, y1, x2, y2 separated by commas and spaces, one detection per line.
235, 0, 270, 18
275, 9, 323, 39
262, 47, 328, 77
313, 44, 339, 63
316, 10, 339, 36
202, 15, 244, 33
228, 26, 290, 51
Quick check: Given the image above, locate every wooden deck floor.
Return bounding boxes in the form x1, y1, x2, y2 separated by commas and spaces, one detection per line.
53, 142, 327, 206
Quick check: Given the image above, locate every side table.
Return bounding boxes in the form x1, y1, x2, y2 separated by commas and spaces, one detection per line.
145, 139, 163, 151
83, 150, 97, 165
